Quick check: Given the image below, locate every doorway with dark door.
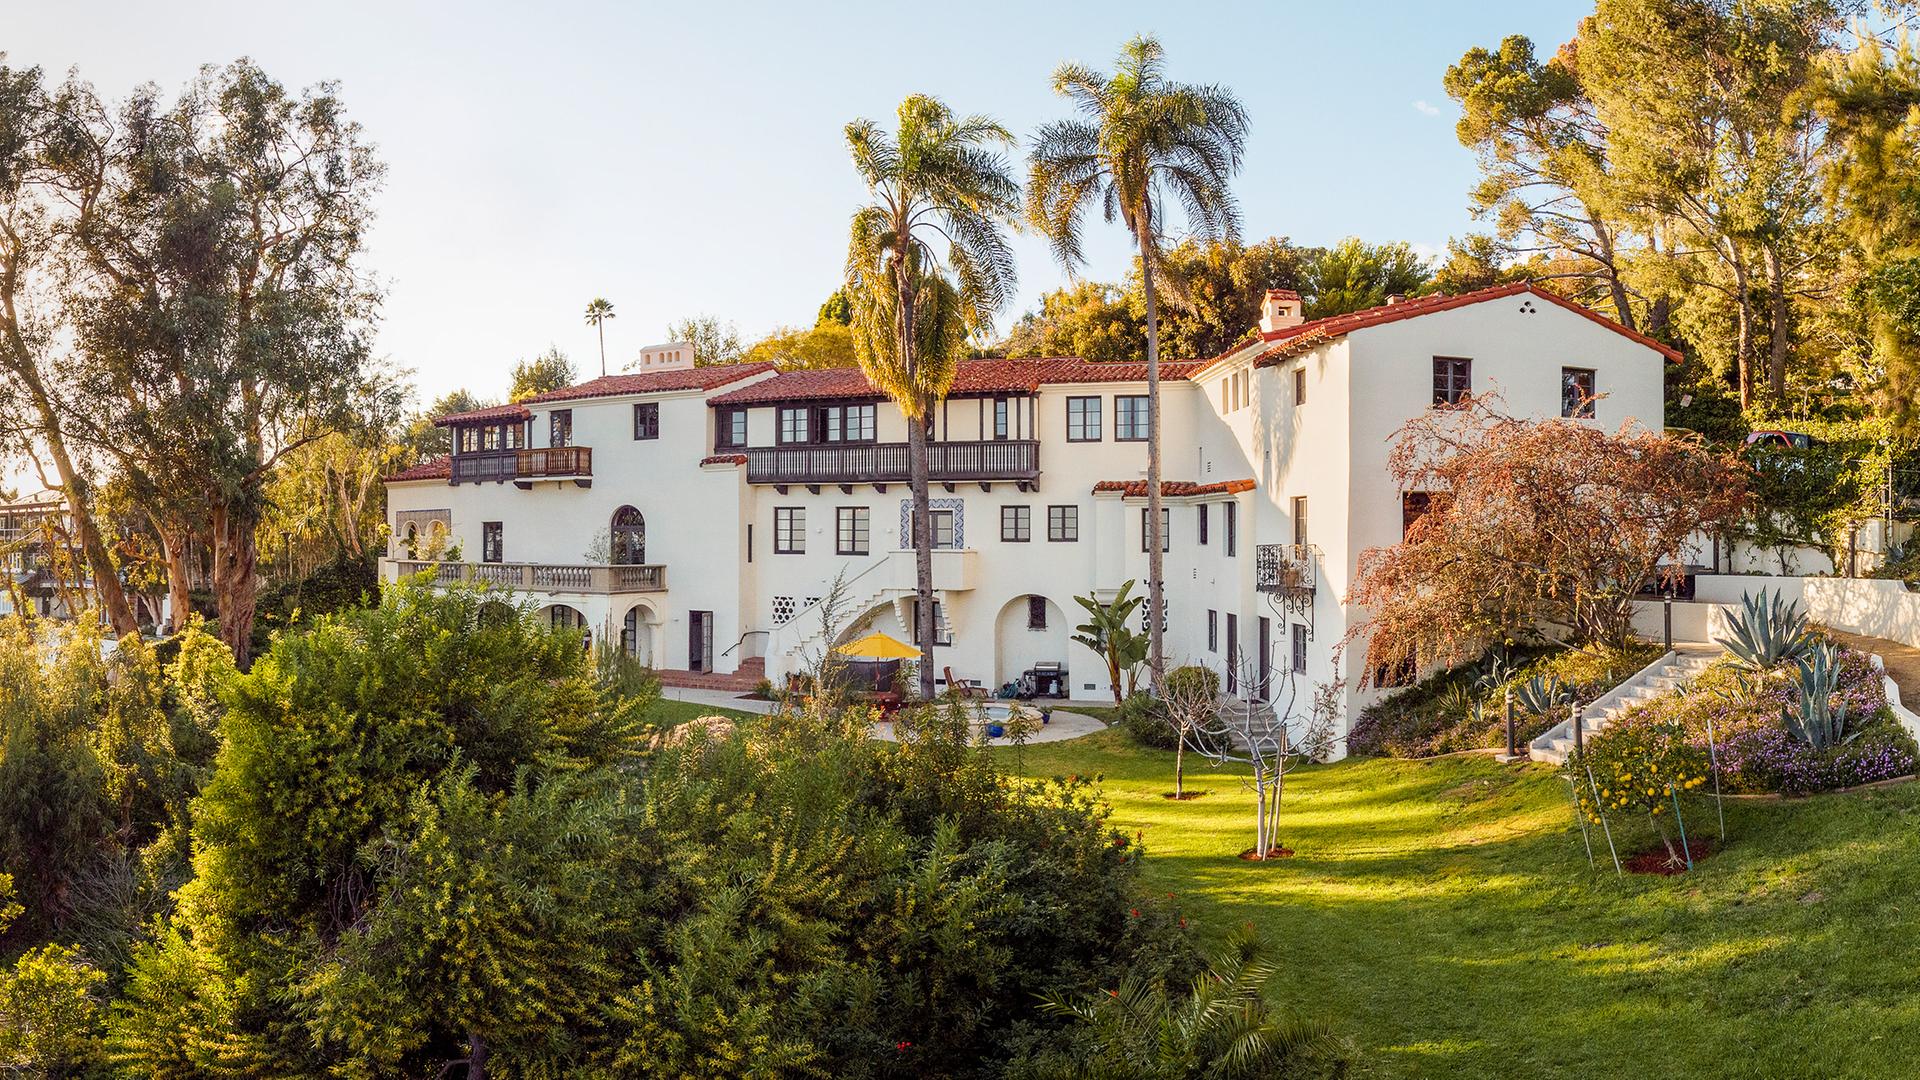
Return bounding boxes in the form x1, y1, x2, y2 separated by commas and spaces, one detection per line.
689, 610, 714, 673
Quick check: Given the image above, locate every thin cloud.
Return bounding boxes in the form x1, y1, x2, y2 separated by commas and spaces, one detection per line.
1412, 99, 1441, 116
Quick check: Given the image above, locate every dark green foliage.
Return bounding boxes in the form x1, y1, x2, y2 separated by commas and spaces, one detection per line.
1120, 691, 1177, 750
247, 553, 380, 653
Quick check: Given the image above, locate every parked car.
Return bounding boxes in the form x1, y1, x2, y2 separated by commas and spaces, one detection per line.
1744, 429, 1818, 450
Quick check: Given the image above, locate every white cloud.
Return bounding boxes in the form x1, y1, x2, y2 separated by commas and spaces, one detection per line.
1412, 100, 1441, 116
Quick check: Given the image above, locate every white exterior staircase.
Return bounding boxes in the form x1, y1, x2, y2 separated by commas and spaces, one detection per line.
1529, 647, 1718, 766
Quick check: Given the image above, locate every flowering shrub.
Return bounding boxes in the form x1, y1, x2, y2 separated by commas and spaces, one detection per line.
1571, 714, 1710, 822
1605, 642, 1915, 796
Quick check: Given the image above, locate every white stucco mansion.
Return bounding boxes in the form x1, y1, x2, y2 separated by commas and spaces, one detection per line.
382, 282, 1677, 736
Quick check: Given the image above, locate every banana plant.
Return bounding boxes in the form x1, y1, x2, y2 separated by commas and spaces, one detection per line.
1784, 642, 1853, 750
1716, 588, 1812, 672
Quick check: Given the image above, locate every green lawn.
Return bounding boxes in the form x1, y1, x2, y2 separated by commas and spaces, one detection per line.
650, 697, 761, 727
1013, 730, 1920, 1080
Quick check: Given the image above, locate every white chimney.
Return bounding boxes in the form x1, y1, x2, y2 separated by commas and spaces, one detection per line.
634, 341, 696, 371
1259, 289, 1304, 333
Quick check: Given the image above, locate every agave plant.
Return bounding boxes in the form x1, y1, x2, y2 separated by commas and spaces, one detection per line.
1784, 642, 1853, 750
1515, 673, 1574, 716
1716, 588, 1811, 672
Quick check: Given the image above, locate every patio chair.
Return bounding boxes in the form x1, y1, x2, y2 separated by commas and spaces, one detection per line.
943, 667, 990, 700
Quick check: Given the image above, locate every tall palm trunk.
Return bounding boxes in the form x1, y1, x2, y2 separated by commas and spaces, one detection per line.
894, 257, 938, 700
1138, 225, 1166, 695
597, 322, 607, 377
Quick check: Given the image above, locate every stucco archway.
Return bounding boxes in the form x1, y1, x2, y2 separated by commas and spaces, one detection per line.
541, 603, 592, 650
994, 594, 1069, 688
620, 600, 661, 667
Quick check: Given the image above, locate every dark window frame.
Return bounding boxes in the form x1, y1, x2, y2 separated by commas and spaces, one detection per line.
1001, 504, 1031, 543
1562, 367, 1597, 419
550, 410, 572, 448
716, 406, 747, 449
1224, 502, 1238, 557
1140, 507, 1170, 552
1292, 496, 1309, 547
1047, 504, 1079, 542
1027, 595, 1047, 630
774, 506, 805, 554
1207, 609, 1219, 652
1293, 365, 1306, 406
481, 521, 503, 563
1115, 394, 1151, 441
835, 506, 870, 555
992, 396, 1011, 440
633, 402, 659, 440
1432, 356, 1472, 408
929, 508, 957, 550
1197, 504, 1210, 546
1066, 396, 1102, 442
1292, 623, 1308, 671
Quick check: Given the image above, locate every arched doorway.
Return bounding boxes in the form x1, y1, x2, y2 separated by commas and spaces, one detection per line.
994, 594, 1070, 690
612, 506, 646, 564
621, 601, 658, 667
544, 603, 591, 650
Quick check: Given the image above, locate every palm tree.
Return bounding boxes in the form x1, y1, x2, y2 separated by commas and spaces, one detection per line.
844, 94, 1021, 700
1029, 36, 1249, 693
583, 298, 616, 376
1040, 923, 1345, 1078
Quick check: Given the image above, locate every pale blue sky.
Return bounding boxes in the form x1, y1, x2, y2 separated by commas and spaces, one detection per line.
12, 0, 1594, 406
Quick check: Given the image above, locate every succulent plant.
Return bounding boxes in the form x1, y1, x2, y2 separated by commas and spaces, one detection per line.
1515, 673, 1574, 716
1716, 588, 1812, 672
1783, 642, 1853, 750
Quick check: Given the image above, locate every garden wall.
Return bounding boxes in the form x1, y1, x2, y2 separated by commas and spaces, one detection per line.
1629, 598, 1733, 643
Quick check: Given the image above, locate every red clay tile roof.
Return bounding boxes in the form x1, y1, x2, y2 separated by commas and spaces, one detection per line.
706, 357, 1210, 405
700, 454, 748, 466
1242, 282, 1682, 368
384, 455, 451, 482
519, 362, 776, 406
1092, 478, 1256, 498
434, 403, 531, 427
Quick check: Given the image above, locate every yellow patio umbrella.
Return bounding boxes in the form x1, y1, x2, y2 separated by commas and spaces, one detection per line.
836, 631, 920, 660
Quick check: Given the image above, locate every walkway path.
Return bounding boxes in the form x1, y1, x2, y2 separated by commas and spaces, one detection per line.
659, 685, 777, 715
1828, 629, 1920, 702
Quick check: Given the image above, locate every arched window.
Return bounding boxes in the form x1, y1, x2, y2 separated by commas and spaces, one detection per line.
402, 522, 419, 558
612, 506, 646, 564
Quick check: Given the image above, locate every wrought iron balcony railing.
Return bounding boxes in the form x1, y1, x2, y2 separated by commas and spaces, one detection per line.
1255, 543, 1319, 595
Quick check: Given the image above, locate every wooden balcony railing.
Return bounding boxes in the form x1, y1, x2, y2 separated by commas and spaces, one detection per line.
745, 439, 1038, 485
385, 559, 665, 593
450, 446, 593, 485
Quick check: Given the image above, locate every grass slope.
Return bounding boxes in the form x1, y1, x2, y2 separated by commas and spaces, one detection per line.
650, 697, 760, 727
1014, 730, 1920, 1080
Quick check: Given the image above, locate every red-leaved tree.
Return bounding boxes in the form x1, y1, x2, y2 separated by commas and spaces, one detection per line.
1345, 396, 1751, 685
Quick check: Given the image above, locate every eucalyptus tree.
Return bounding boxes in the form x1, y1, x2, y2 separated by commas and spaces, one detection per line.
1028, 35, 1249, 691
583, 297, 615, 376
844, 94, 1020, 699
0, 63, 141, 635
56, 60, 385, 664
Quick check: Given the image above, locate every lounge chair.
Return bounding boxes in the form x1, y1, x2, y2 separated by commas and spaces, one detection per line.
943, 667, 990, 699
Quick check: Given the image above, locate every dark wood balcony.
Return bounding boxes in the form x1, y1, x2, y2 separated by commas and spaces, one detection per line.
744, 439, 1038, 486
450, 446, 593, 486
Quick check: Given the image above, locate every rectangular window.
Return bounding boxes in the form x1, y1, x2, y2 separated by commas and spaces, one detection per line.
1115, 395, 1150, 441
1066, 396, 1102, 441
1292, 496, 1309, 547
1001, 505, 1031, 542
1292, 624, 1308, 672
1197, 504, 1209, 546
633, 402, 659, 440
503, 423, 524, 449
1027, 595, 1048, 630
1207, 609, 1219, 652
716, 407, 747, 449
1562, 367, 1597, 418
777, 407, 809, 444
457, 427, 478, 454
930, 509, 957, 550
1224, 502, 1238, 557
1433, 357, 1472, 407
774, 507, 805, 554
1402, 492, 1433, 538
844, 403, 876, 442
550, 410, 572, 447
1047, 504, 1079, 542
1140, 507, 1169, 552
1294, 365, 1306, 406
481, 424, 501, 451
993, 396, 1010, 440
836, 506, 869, 555
481, 522, 503, 563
